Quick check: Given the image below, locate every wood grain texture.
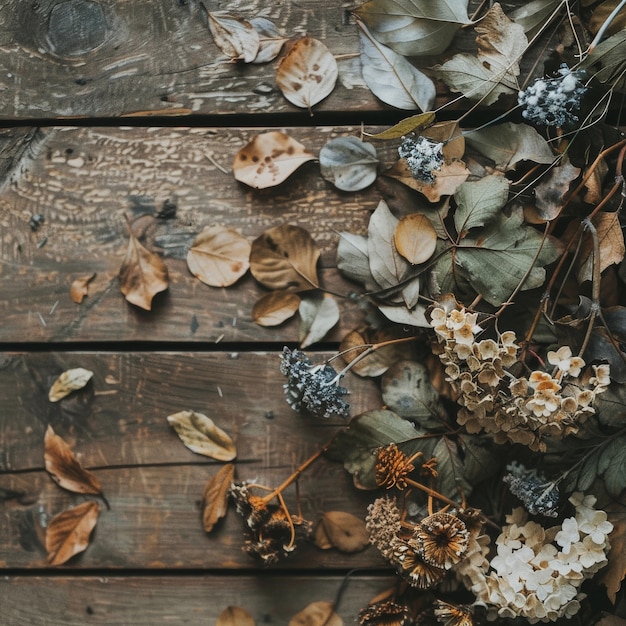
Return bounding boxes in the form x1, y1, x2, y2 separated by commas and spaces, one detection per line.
0, 125, 407, 343
0, 575, 395, 624
0, 0, 557, 120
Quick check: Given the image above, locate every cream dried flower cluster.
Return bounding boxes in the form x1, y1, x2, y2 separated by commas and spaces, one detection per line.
429, 304, 610, 451
462, 493, 613, 623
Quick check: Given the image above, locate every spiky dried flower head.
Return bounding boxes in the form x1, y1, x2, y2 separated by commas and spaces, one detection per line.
433, 600, 473, 626
391, 535, 448, 588
375, 443, 417, 490
280, 347, 350, 419
415, 512, 470, 570
398, 135, 444, 183
359, 600, 412, 626
518, 64, 587, 127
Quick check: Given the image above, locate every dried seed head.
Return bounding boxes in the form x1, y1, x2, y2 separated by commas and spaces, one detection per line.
415, 512, 470, 569
391, 536, 447, 588
375, 443, 417, 489
433, 600, 474, 626
359, 601, 412, 626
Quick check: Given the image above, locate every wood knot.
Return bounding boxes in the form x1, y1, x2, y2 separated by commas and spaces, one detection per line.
46, 0, 107, 57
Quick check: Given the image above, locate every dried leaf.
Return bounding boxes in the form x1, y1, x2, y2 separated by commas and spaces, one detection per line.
289, 601, 343, 626
432, 436, 472, 500
217, 606, 255, 626
275, 37, 338, 111
203, 463, 235, 533
588, 0, 626, 36
167, 411, 237, 461
232, 131, 315, 189
600, 500, 626, 602
336, 232, 378, 291
576, 211, 625, 283
453, 175, 510, 236
596, 617, 626, 626
44, 425, 103, 497
252, 290, 301, 327
381, 360, 441, 420
394, 214, 437, 264
48, 367, 94, 402
386, 159, 470, 202
319, 137, 379, 192
368, 112, 435, 140
299, 293, 340, 348
249, 225, 320, 291
208, 12, 260, 62
46, 501, 99, 565
314, 511, 369, 553
510, 0, 562, 36
187, 226, 251, 287
357, 19, 436, 111
525, 158, 580, 223
354, 0, 471, 56
119, 230, 169, 311
435, 4, 527, 105
249, 17, 288, 64
424, 120, 465, 161
377, 302, 430, 327
465, 122, 554, 171
70, 273, 96, 304
580, 30, 626, 92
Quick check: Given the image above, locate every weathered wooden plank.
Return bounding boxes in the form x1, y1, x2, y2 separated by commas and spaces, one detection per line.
0, 575, 395, 624
0, 125, 402, 343
0, 463, 384, 568
0, 352, 381, 472
0, 1, 558, 120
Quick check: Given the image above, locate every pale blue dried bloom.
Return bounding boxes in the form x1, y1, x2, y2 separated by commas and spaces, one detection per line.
280, 347, 350, 419
503, 462, 560, 517
398, 135, 444, 183
518, 64, 587, 127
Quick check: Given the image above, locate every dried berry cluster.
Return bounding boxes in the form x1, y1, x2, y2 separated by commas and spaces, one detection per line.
429, 304, 610, 451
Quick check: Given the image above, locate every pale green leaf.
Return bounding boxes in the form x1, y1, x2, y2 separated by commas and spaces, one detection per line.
357, 19, 436, 111
299, 293, 340, 348
368, 112, 436, 139
433, 437, 472, 500
355, 0, 471, 56
464, 122, 554, 170
319, 137, 379, 191
453, 175, 510, 236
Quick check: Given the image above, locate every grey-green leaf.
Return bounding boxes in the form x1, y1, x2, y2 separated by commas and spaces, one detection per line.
319, 137, 379, 191
336, 232, 378, 291
453, 175, 510, 236
357, 19, 437, 111
299, 293, 340, 348
433, 437, 472, 500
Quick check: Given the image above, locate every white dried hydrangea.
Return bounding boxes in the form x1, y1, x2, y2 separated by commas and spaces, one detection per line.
398, 135, 444, 183
518, 64, 587, 127
466, 493, 613, 623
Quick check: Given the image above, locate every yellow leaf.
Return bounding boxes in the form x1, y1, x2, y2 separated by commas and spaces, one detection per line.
48, 368, 94, 402
232, 131, 315, 189
576, 211, 625, 282
70, 273, 96, 304
395, 214, 437, 264
252, 291, 301, 327
216, 606, 256, 626
289, 601, 342, 626
167, 411, 237, 461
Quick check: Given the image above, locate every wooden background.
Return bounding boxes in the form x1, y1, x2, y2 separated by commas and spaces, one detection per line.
0, 0, 560, 623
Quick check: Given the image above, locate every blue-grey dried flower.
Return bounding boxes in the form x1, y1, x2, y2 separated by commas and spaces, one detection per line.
518, 64, 587, 127
280, 347, 350, 419
503, 462, 560, 517
398, 135, 444, 183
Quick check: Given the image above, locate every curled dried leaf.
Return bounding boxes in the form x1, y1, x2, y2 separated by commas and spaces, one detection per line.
167, 410, 237, 461
203, 463, 235, 533
70, 273, 96, 304
119, 230, 169, 311
46, 501, 99, 565
232, 131, 315, 189
276, 37, 338, 111
44, 425, 104, 497
314, 511, 369, 553
49, 368, 94, 402
252, 290, 301, 327
187, 226, 251, 287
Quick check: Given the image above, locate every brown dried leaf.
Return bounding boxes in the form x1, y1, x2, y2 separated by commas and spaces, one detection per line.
48, 368, 94, 402
119, 230, 169, 311
424, 121, 465, 161
252, 290, 301, 327
44, 425, 103, 497
167, 410, 237, 461
187, 226, 251, 287
70, 273, 96, 304
217, 606, 255, 626
249, 225, 320, 291
386, 159, 470, 202
46, 501, 99, 565
203, 463, 236, 533
276, 37, 338, 111
208, 12, 260, 62
314, 511, 369, 553
232, 131, 315, 189
525, 159, 580, 223
395, 214, 437, 265
577, 211, 625, 282
588, 0, 626, 36
289, 601, 343, 626
600, 500, 626, 602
